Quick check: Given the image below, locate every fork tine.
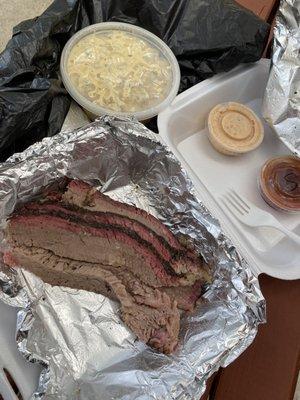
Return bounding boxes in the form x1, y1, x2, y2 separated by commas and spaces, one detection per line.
227, 191, 248, 213
230, 189, 250, 211
220, 198, 242, 219
223, 194, 245, 215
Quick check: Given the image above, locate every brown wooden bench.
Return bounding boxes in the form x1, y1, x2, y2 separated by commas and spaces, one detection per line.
201, 275, 300, 400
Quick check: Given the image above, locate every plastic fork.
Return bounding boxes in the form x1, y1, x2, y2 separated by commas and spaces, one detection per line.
221, 189, 300, 245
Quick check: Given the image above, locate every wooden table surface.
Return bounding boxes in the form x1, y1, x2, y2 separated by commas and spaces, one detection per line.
200, 2, 300, 399
237, 0, 279, 20
200, 276, 300, 400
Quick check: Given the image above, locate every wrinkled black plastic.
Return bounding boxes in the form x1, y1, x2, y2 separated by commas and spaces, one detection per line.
0, 0, 269, 160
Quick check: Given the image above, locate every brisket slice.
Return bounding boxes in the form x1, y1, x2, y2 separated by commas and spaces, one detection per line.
6, 214, 199, 288
63, 180, 187, 253
16, 201, 207, 280
4, 246, 180, 354
162, 282, 204, 312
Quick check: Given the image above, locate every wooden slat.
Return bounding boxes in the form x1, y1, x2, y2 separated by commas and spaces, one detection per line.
236, 0, 278, 20
211, 275, 300, 400
263, 16, 276, 57
237, 0, 280, 56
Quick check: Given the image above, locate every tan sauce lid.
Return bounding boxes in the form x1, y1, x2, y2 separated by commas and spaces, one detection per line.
208, 102, 264, 155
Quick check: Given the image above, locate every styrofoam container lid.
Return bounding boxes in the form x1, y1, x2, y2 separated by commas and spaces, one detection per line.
60, 22, 181, 121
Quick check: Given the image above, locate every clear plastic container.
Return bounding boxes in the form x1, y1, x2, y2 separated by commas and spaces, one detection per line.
60, 22, 181, 121
259, 156, 300, 213
207, 102, 264, 156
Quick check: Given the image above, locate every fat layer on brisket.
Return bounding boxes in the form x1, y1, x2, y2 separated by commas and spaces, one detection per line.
64, 180, 187, 252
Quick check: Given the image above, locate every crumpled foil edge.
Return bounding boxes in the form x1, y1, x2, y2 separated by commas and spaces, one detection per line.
0, 116, 265, 399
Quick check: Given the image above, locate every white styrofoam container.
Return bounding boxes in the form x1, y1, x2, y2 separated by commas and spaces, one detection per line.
0, 300, 41, 400
158, 59, 300, 280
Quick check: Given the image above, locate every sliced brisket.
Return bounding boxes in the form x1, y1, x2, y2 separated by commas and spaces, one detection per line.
64, 180, 185, 252
16, 201, 208, 282
4, 179, 211, 353
7, 214, 200, 287
4, 246, 180, 354
162, 281, 204, 312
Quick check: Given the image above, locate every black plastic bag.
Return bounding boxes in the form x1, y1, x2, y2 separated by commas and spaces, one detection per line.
0, 0, 269, 160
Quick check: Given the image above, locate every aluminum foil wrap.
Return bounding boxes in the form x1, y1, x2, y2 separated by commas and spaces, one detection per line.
0, 116, 265, 399
262, 0, 300, 156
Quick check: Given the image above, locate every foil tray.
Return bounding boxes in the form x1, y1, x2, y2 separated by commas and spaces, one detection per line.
0, 116, 265, 399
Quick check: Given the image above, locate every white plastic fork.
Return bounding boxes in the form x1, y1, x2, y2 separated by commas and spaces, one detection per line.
221, 189, 300, 246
